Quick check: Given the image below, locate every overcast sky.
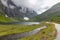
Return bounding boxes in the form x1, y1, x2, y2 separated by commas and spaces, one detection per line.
1, 0, 60, 15
11, 0, 60, 14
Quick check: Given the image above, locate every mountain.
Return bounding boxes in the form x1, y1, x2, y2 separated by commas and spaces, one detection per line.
29, 3, 60, 22
0, 0, 60, 22
1, 0, 37, 21
0, 0, 38, 22
0, 1, 18, 22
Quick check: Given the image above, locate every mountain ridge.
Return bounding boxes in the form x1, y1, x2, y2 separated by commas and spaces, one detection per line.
29, 3, 60, 22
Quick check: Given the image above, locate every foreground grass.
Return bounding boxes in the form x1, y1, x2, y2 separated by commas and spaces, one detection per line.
0, 22, 56, 40
0, 22, 46, 37
19, 23, 56, 40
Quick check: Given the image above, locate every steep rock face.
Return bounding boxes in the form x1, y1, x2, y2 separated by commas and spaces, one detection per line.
0, 1, 4, 14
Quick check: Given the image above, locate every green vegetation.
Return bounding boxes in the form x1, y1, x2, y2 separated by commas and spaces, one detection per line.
28, 11, 60, 24
28, 3, 60, 23
0, 2, 57, 40
0, 14, 15, 22
0, 2, 14, 22
18, 23, 56, 40
47, 15, 60, 24
0, 22, 56, 40
0, 22, 46, 37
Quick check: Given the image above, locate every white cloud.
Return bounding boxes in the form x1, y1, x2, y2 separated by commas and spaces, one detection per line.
1, 0, 60, 14
37, 0, 60, 14
11, 0, 60, 14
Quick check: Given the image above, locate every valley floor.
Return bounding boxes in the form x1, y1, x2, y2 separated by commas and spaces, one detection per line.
0, 22, 56, 40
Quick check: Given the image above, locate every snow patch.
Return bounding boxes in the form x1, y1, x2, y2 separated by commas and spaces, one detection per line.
5, 14, 8, 17
24, 17, 29, 20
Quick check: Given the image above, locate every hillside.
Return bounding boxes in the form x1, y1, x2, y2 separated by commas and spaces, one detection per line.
29, 3, 60, 23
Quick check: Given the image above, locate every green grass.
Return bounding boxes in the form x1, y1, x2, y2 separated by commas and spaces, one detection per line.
18, 23, 56, 40
0, 22, 46, 37
0, 14, 14, 22
47, 15, 60, 24
0, 22, 56, 40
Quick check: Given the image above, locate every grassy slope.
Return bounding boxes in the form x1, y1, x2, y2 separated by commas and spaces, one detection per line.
29, 11, 60, 21
0, 14, 15, 22
47, 15, 60, 24
28, 11, 60, 24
